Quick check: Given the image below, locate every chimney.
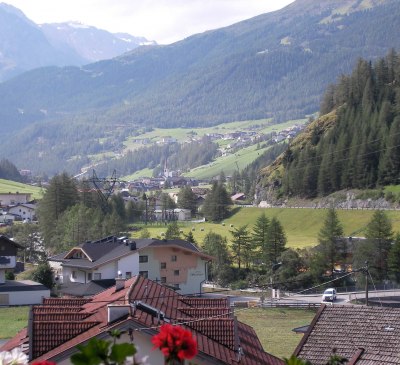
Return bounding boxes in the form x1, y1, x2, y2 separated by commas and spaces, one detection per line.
130, 241, 136, 251
115, 272, 125, 291
107, 304, 131, 324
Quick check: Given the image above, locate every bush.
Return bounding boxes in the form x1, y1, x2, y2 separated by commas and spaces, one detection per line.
5, 271, 15, 280
230, 279, 249, 290
355, 189, 384, 200
385, 191, 396, 203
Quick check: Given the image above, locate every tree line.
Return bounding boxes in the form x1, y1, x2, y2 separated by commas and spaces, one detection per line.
200, 207, 400, 291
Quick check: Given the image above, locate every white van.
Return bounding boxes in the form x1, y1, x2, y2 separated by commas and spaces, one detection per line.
322, 288, 337, 302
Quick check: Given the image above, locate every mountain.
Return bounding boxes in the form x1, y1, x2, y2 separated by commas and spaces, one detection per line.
1, 0, 400, 176
0, 3, 154, 81
39, 22, 156, 63
255, 49, 400, 204
0, 3, 84, 81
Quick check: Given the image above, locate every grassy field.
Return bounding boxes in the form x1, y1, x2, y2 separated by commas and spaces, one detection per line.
236, 307, 316, 359
0, 306, 30, 339
0, 179, 43, 200
121, 118, 307, 180
137, 207, 400, 248
185, 144, 270, 179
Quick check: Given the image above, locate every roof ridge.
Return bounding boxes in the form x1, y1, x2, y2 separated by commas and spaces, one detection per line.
125, 276, 140, 304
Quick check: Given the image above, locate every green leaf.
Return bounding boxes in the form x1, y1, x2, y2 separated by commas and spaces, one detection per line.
71, 338, 111, 365
109, 343, 137, 365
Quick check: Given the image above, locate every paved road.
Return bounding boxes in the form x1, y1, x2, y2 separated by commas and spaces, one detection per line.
205, 288, 400, 307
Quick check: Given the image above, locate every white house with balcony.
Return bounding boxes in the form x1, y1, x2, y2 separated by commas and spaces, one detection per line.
49, 236, 212, 297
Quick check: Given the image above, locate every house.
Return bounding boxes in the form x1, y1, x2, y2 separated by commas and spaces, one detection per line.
231, 193, 246, 201
0, 192, 32, 207
49, 236, 213, 296
0, 235, 49, 305
154, 208, 191, 221
1, 276, 284, 365
137, 237, 211, 294
293, 304, 400, 364
0, 235, 22, 284
0, 212, 21, 224
7, 203, 36, 221
173, 208, 192, 221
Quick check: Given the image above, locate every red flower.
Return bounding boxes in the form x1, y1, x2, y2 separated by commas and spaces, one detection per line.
152, 324, 198, 362
32, 362, 57, 365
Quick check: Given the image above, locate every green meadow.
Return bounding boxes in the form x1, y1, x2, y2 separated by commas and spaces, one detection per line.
0, 179, 43, 200
137, 207, 400, 249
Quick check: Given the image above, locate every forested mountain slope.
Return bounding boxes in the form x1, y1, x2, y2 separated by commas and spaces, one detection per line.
2, 0, 400, 175
1, 0, 400, 133
256, 50, 400, 202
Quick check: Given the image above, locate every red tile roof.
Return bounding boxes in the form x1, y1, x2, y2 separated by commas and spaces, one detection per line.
1, 276, 283, 365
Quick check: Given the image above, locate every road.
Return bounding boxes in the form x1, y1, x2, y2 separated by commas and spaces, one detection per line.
204, 288, 400, 307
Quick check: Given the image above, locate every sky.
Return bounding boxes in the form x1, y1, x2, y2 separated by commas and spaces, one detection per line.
3, 0, 295, 44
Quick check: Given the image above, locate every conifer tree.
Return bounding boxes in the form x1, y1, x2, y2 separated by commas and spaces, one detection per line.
388, 233, 400, 282
230, 225, 252, 269
165, 221, 181, 240
202, 232, 232, 285
177, 186, 197, 215
317, 208, 345, 276
265, 217, 287, 266
202, 182, 232, 222
365, 210, 393, 280
252, 213, 270, 264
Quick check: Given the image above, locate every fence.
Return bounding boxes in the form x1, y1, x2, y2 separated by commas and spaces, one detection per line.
232, 300, 320, 310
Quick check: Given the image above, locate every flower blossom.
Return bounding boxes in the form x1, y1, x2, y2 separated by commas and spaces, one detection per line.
0, 348, 28, 365
151, 324, 197, 362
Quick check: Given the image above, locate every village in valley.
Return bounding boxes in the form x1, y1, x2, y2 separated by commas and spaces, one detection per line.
2, 0, 400, 364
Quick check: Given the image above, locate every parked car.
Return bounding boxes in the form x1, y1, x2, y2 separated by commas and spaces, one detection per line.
322, 288, 337, 302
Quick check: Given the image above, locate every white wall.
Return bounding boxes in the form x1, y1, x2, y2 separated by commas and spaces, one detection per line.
117, 253, 139, 278
60, 252, 139, 283
62, 266, 86, 284
181, 258, 207, 295
0, 256, 16, 269
9, 289, 49, 305
8, 206, 35, 220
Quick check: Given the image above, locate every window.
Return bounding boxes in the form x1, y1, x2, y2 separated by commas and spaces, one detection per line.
171, 255, 177, 262
72, 271, 76, 279
139, 271, 148, 279
161, 277, 166, 284
126, 272, 132, 279
94, 273, 102, 280
139, 255, 148, 263
160, 262, 166, 269
173, 284, 180, 290
174, 270, 179, 276
87, 273, 92, 281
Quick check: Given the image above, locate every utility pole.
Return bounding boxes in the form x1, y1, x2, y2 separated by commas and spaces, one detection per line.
142, 193, 148, 225
365, 261, 369, 306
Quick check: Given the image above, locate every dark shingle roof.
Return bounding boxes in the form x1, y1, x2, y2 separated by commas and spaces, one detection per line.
59, 279, 116, 297
294, 304, 400, 365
